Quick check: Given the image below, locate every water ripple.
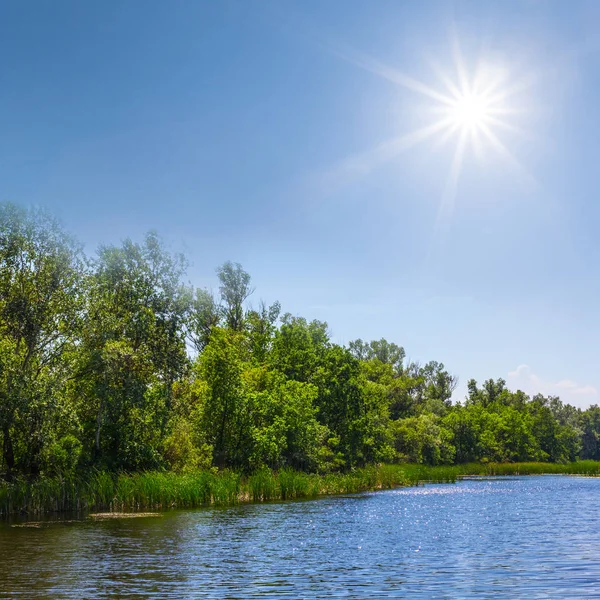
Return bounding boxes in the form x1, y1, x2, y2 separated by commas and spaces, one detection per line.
1, 476, 600, 598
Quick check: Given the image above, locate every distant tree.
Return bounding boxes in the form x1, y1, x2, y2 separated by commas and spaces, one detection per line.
245, 300, 280, 364
466, 378, 506, 407
580, 405, 600, 460
349, 338, 405, 374
187, 288, 220, 352
390, 414, 455, 465
217, 261, 254, 332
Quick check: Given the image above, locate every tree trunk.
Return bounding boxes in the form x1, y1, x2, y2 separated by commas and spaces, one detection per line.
94, 400, 103, 460
2, 425, 15, 478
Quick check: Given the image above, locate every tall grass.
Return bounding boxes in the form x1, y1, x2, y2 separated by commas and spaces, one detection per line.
456, 460, 600, 477
0, 465, 409, 516
2, 461, 600, 517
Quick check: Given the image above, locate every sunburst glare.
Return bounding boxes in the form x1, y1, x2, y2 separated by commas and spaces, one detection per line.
321, 35, 535, 203
449, 92, 492, 129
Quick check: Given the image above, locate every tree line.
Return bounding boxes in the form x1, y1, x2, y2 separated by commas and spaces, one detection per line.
1, 203, 599, 481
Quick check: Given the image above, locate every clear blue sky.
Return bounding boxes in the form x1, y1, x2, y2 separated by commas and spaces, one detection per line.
2, 0, 599, 407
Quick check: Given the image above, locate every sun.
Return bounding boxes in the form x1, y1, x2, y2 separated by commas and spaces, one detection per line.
448, 92, 491, 130
321, 35, 535, 218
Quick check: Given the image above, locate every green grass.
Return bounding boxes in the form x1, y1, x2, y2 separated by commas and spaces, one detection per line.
2, 461, 600, 517
457, 460, 600, 477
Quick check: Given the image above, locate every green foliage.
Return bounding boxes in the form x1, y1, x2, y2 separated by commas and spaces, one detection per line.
217, 261, 253, 332
349, 338, 405, 373
0, 203, 83, 477
245, 300, 280, 364
243, 370, 325, 471
72, 231, 190, 471
42, 435, 83, 477
391, 414, 455, 465
580, 405, 600, 460
270, 314, 327, 382
197, 327, 247, 468
187, 288, 220, 353
162, 418, 212, 473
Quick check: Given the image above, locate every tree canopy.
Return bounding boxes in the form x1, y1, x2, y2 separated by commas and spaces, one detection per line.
0, 202, 596, 481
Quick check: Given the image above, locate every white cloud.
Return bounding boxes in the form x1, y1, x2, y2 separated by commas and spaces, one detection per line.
507, 364, 597, 407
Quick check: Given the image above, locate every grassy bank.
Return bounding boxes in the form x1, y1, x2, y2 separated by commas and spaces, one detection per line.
0, 466, 411, 516
2, 461, 600, 517
402, 460, 600, 481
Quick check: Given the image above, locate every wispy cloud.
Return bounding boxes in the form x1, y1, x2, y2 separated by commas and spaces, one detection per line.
507, 364, 597, 406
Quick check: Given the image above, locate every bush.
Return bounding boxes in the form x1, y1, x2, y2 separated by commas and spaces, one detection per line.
43, 435, 82, 476
163, 419, 212, 473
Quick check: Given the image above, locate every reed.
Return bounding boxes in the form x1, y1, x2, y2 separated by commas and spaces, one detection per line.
2, 461, 600, 517
248, 468, 278, 501
277, 468, 312, 500
399, 464, 460, 484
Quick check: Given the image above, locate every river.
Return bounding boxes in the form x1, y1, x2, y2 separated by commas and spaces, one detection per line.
1, 475, 599, 598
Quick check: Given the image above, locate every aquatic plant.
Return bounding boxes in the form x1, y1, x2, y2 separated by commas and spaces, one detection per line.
2, 461, 600, 517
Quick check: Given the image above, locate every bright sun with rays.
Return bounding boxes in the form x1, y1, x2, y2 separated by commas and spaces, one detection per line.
449, 93, 491, 129
326, 35, 536, 229
330, 35, 532, 180
424, 57, 521, 168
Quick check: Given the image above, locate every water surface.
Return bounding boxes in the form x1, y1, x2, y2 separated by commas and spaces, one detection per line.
1, 476, 599, 598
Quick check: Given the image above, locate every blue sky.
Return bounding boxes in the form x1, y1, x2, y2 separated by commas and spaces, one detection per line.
2, 0, 600, 407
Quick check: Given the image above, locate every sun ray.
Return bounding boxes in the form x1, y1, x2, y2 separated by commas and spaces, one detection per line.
451, 34, 471, 96
316, 118, 455, 193
484, 73, 539, 106
472, 62, 509, 99
427, 58, 464, 100
432, 122, 461, 151
312, 32, 535, 227
484, 107, 528, 116
470, 128, 485, 164
478, 122, 539, 189
439, 127, 468, 221
325, 43, 456, 105
483, 115, 532, 139
425, 128, 469, 266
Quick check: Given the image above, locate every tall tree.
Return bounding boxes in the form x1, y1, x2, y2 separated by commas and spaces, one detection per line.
349, 338, 405, 374
197, 327, 246, 468
245, 300, 280, 364
187, 288, 220, 353
0, 203, 82, 476
75, 232, 190, 469
217, 261, 253, 332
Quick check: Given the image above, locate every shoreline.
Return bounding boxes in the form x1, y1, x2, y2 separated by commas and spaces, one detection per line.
2, 461, 600, 518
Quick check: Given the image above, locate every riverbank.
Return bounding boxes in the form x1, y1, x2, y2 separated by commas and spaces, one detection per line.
2, 461, 600, 517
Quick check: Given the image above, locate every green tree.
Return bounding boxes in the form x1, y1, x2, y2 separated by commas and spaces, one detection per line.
217, 261, 253, 332
390, 414, 455, 465
580, 405, 600, 460
349, 338, 405, 373
245, 300, 280, 364
197, 327, 247, 468
313, 345, 379, 468
187, 288, 220, 353
270, 314, 328, 382
0, 203, 83, 477
75, 232, 190, 470
243, 367, 325, 471
443, 406, 482, 463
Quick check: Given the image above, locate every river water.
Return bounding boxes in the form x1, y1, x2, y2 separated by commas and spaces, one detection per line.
1, 476, 599, 598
